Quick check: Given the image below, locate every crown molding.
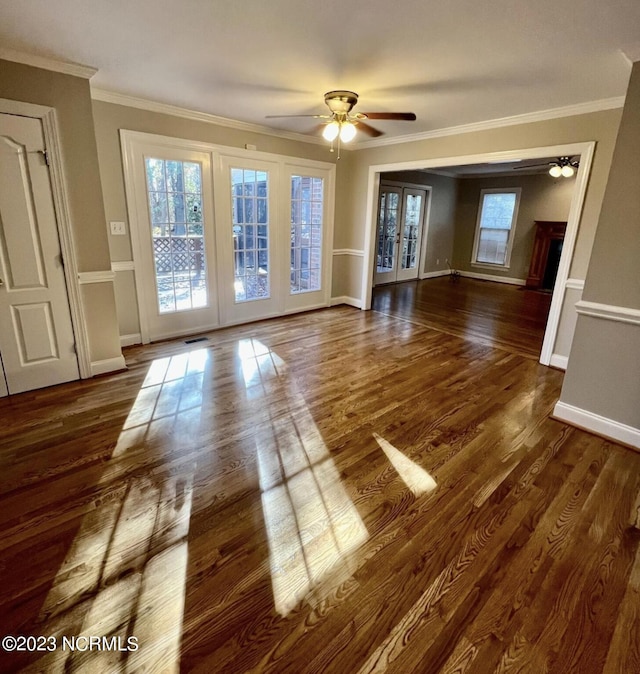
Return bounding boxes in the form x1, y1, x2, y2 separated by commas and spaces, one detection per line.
354, 97, 626, 150
0, 48, 97, 79
91, 88, 625, 153
91, 88, 327, 146
621, 44, 640, 65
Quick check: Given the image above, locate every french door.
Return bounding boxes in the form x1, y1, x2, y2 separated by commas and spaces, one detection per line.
217, 157, 281, 325
127, 142, 218, 342
122, 132, 335, 342
374, 185, 427, 285
284, 165, 333, 314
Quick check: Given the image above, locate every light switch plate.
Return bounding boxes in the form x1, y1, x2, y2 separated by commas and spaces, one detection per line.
110, 221, 126, 236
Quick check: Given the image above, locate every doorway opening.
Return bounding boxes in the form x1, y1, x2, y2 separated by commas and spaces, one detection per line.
361, 142, 595, 367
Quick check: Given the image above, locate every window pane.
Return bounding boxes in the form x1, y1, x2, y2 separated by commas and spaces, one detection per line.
232, 168, 270, 302
475, 192, 517, 266
401, 194, 422, 270
290, 175, 323, 294
377, 189, 400, 273
477, 229, 509, 264
480, 193, 516, 230
145, 158, 208, 314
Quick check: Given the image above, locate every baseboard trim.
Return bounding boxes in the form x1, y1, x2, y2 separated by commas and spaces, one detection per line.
330, 296, 362, 308
420, 270, 450, 279
458, 271, 526, 286
120, 333, 142, 347
91, 355, 127, 376
553, 400, 640, 450
549, 354, 568, 370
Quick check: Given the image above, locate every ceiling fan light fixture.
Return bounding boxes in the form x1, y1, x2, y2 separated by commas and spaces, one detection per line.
322, 121, 340, 141
561, 165, 575, 178
549, 165, 563, 178
339, 121, 357, 142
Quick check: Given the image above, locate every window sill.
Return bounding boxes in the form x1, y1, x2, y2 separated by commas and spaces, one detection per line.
471, 261, 511, 271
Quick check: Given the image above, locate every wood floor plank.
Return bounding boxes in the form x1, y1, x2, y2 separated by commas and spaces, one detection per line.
1, 279, 639, 673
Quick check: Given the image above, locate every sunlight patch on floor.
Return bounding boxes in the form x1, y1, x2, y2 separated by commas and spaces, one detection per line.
373, 432, 437, 497
32, 350, 207, 673
238, 338, 369, 617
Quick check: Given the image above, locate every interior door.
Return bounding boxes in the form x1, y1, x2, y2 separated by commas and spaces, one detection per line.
130, 144, 218, 342
0, 113, 79, 395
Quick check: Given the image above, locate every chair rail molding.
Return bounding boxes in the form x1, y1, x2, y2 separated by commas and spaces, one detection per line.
575, 300, 640, 326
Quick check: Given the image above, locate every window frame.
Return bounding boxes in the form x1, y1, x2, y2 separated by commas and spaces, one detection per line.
471, 187, 521, 269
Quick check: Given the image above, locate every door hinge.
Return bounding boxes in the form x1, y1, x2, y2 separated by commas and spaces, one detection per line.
39, 149, 50, 167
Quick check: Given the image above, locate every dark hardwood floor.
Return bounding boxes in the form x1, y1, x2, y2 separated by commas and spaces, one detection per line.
0, 280, 638, 673
373, 276, 553, 358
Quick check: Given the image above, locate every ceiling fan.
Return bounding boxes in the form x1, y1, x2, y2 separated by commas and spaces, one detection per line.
266, 90, 416, 149
513, 156, 580, 178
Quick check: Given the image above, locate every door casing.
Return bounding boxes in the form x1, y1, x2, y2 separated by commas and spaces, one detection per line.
121, 130, 336, 343
0, 98, 91, 387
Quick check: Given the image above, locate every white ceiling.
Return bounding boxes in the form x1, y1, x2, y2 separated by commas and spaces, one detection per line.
1, 0, 639, 144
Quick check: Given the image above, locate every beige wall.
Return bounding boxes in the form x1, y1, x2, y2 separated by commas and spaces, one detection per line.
559, 62, 640, 433
339, 108, 622, 364
0, 59, 122, 366
0, 60, 111, 272
345, 109, 622, 296
93, 99, 338, 261
93, 99, 622, 365
453, 173, 575, 280
92, 99, 344, 335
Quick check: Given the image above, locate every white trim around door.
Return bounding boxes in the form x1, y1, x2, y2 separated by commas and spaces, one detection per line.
121, 130, 335, 343
360, 141, 596, 368
0, 98, 91, 380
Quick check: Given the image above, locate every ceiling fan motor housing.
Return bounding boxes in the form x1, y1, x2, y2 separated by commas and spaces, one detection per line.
324, 90, 359, 115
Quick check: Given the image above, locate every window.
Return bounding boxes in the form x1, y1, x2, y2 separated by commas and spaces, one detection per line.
472, 188, 521, 267
290, 175, 323, 294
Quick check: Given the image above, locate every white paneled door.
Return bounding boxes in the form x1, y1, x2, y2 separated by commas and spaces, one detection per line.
0, 113, 78, 395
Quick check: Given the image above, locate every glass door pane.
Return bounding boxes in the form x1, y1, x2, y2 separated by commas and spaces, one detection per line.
290, 175, 323, 294
396, 188, 427, 282
145, 158, 207, 313
401, 193, 423, 271
231, 168, 270, 302
374, 187, 403, 285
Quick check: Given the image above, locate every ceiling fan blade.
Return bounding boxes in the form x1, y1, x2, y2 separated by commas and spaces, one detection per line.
357, 121, 384, 138
360, 112, 417, 121
265, 114, 330, 119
